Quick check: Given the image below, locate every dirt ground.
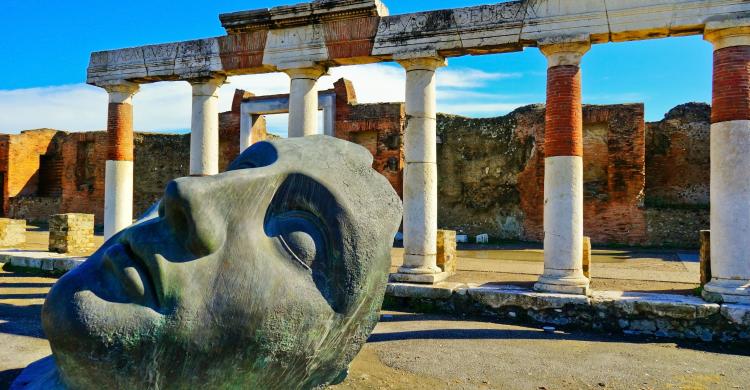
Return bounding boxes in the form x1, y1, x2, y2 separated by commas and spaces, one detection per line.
334, 312, 750, 390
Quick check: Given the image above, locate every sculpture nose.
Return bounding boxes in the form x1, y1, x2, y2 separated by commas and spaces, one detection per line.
162, 176, 226, 256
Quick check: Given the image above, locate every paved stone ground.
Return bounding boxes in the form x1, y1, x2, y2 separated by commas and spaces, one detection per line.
1, 268, 743, 390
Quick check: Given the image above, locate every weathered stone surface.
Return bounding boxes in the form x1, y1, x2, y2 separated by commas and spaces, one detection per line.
385, 285, 750, 343
48, 214, 95, 254
436, 230, 456, 274
721, 304, 750, 326
468, 285, 590, 311
1, 251, 85, 273
591, 291, 720, 319
0, 218, 26, 247
18, 136, 402, 389
387, 282, 463, 300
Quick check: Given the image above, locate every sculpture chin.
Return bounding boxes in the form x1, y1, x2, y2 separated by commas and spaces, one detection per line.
13, 136, 402, 390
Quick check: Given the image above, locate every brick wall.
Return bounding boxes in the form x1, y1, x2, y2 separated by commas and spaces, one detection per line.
0, 129, 61, 215
333, 79, 405, 197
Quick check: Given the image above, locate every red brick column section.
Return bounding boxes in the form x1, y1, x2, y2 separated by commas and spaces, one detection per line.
101, 81, 139, 239
711, 45, 750, 124
107, 102, 134, 161
545, 65, 583, 158
702, 21, 750, 304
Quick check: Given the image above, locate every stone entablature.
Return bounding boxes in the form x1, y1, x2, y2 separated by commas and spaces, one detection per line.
86, 0, 750, 86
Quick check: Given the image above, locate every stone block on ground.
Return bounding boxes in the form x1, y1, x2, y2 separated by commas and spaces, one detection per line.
437, 229, 457, 274
48, 213, 96, 254
0, 218, 26, 247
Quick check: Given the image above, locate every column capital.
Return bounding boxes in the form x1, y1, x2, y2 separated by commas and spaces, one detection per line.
395, 49, 446, 71
705, 17, 750, 50
282, 64, 328, 80
539, 34, 591, 68
101, 81, 140, 104
189, 75, 226, 97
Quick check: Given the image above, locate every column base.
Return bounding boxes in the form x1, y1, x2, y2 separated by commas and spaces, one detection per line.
702, 278, 750, 304
534, 274, 590, 295
390, 271, 450, 284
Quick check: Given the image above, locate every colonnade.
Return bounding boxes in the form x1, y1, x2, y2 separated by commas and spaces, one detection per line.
99, 24, 750, 303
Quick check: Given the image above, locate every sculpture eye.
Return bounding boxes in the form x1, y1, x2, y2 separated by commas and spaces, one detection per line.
267, 212, 326, 271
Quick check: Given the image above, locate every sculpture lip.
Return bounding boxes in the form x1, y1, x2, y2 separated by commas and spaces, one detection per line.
102, 241, 161, 308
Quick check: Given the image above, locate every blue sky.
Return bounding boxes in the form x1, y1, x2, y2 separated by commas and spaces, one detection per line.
0, 0, 713, 135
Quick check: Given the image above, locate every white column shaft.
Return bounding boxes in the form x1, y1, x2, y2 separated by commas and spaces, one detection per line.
538, 156, 587, 288
288, 77, 319, 138
706, 120, 750, 300
190, 79, 223, 176
401, 64, 441, 275
104, 160, 134, 239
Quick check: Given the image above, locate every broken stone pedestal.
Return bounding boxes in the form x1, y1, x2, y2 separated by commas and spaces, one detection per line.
48, 214, 96, 254
437, 229, 457, 274
0, 218, 26, 247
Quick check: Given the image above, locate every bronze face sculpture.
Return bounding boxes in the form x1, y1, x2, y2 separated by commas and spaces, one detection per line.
16, 136, 402, 389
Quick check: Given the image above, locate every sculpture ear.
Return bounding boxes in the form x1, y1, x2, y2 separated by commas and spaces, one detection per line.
228, 141, 278, 171
264, 174, 347, 313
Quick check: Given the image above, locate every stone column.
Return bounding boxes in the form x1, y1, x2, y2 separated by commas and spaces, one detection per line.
190, 76, 225, 176
284, 66, 326, 138
534, 36, 591, 295
392, 55, 448, 284
703, 20, 750, 304
103, 81, 139, 240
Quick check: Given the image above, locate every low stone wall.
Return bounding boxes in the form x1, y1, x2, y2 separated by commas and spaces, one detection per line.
385, 283, 750, 343
0, 218, 26, 247
8, 196, 61, 223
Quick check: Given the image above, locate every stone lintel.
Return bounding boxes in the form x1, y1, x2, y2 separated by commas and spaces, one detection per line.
704, 16, 750, 50
220, 0, 389, 34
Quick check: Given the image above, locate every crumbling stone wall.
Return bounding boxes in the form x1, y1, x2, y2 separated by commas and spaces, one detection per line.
643, 103, 711, 247
438, 103, 647, 245
645, 103, 710, 208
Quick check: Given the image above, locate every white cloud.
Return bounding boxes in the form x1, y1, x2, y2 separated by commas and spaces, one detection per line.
0, 63, 527, 134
